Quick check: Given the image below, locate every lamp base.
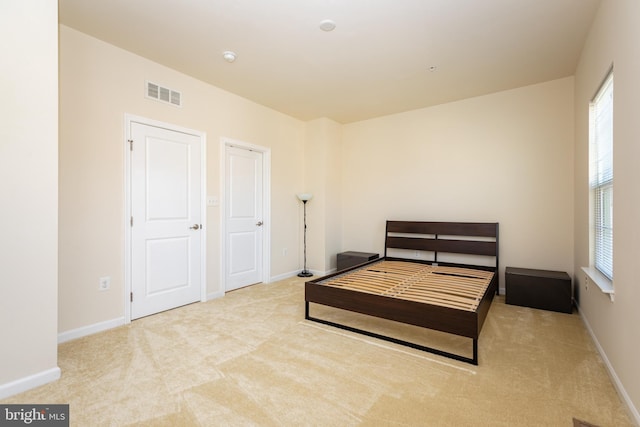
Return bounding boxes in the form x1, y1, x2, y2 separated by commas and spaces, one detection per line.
297, 270, 313, 278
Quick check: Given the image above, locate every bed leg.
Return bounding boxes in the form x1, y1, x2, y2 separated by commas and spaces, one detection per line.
305, 301, 309, 320
472, 339, 478, 365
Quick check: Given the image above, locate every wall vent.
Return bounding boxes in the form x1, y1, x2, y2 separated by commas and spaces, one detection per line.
145, 81, 182, 107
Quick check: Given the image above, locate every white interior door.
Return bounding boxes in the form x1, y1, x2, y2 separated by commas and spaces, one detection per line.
130, 122, 203, 319
225, 146, 263, 291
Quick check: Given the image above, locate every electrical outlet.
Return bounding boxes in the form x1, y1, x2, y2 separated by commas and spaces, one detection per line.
99, 276, 111, 291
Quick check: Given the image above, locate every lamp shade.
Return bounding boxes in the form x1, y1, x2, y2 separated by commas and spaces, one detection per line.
297, 193, 313, 202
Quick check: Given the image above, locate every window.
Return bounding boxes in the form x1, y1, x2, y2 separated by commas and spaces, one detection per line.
589, 71, 613, 281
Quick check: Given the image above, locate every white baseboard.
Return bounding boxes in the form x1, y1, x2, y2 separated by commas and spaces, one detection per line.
206, 290, 224, 301
58, 317, 125, 344
208, 269, 309, 299
577, 304, 640, 425
271, 268, 336, 283
0, 367, 61, 400
207, 270, 306, 299
270, 270, 303, 282
312, 268, 336, 277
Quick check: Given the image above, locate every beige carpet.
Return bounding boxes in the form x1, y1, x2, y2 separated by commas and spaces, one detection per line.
1, 277, 633, 426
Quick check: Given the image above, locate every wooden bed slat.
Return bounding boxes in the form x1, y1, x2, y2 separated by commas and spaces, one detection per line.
318, 260, 493, 312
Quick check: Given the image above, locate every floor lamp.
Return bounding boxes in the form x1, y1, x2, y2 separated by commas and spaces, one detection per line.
297, 193, 313, 277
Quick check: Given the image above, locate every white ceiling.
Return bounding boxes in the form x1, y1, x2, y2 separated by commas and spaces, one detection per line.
59, 0, 601, 124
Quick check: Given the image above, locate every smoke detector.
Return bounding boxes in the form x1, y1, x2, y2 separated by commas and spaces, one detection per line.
222, 51, 237, 63
319, 19, 336, 32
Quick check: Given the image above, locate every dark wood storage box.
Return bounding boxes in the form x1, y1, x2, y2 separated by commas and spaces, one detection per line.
505, 267, 573, 313
336, 251, 379, 271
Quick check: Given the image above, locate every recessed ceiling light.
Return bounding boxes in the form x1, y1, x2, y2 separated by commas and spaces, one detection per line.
319, 19, 336, 32
222, 51, 237, 63
428, 65, 438, 72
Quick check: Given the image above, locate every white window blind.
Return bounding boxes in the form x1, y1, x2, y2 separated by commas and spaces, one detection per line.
589, 72, 613, 280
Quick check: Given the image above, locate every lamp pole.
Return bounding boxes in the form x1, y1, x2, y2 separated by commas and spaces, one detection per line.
297, 193, 313, 277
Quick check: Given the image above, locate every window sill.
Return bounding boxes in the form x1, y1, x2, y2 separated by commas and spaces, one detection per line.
581, 266, 615, 302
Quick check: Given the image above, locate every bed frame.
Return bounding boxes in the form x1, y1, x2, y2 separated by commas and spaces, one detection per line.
304, 220, 499, 365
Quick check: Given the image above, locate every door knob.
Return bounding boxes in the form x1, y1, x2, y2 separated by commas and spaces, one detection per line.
256, 221, 263, 226
190, 224, 200, 230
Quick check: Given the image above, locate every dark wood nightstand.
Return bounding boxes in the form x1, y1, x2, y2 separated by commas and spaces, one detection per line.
336, 251, 379, 271
506, 267, 573, 313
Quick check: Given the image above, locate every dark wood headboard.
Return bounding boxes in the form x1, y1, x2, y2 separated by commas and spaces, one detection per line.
384, 220, 499, 289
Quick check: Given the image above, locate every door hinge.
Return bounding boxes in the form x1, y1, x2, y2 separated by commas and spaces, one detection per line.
130, 216, 133, 227
130, 292, 133, 302
128, 139, 133, 151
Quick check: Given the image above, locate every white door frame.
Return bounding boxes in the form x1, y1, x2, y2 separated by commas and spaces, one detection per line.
123, 114, 207, 323
220, 137, 271, 291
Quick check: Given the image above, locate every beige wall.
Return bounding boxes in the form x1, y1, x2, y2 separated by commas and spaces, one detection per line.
59, 26, 306, 333
0, 1, 59, 394
304, 118, 343, 273
574, 0, 640, 420
341, 77, 575, 289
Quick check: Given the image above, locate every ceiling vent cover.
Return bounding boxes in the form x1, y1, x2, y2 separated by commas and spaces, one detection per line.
146, 81, 182, 107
